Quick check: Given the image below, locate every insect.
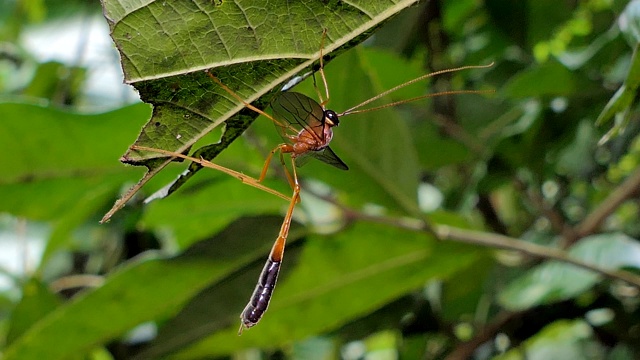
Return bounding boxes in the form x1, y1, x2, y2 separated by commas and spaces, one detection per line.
132, 31, 492, 335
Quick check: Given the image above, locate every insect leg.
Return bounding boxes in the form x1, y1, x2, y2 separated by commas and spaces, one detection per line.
317, 28, 331, 107
129, 145, 290, 201
206, 70, 288, 129
238, 156, 300, 334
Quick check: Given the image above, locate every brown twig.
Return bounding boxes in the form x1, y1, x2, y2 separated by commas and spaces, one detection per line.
433, 225, 640, 288
49, 274, 105, 293
305, 188, 640, 288
574, 166, 640, 241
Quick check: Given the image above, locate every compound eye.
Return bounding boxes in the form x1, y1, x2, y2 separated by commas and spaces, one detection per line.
325, 110, 340, 126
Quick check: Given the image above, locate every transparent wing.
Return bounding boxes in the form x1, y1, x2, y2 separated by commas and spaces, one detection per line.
271, 92, 348, 170
271, 92, 325, 142
307, 146, 349, 170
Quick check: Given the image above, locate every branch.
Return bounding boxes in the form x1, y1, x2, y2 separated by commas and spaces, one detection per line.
433, 225, 640, 288
305, 186, 640, 287
575, 166, 640, 240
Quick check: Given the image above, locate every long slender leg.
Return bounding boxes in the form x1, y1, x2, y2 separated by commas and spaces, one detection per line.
238, 157, 300, 334
206, 59, 304, 333
312, 73, 324, 107
312, 29, 332, 108
258, 143, 294, 183
257, 143, 301, 202
278, 150, 296, 191
130, 145, 291, 202
318, 29, 331, 107
206, 71, 290, 130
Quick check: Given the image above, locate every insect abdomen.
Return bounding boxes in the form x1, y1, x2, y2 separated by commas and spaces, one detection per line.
240, 258, 281, 328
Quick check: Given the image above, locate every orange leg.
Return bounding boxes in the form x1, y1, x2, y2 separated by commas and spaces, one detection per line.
238, 157, 300, 334
256, 143, 300, 197
206, 71, 303, 191
130, 145, 290, 202
206, 71, 294, 132
205, 64, 312, 333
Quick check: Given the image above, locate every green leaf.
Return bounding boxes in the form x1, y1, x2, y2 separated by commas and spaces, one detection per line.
44, 185, 119, 263
0, 101, 154, 265
100, 0, 422, 220
493, 319, 599, 360
103, 1, 417, 83
0, 102, 150, 220
2, 216, 302, 360
5, 278, 62, 346
441, 256, 494, 322
133, 246, 305, 359
556, 121, 597, 178
169, 222, 483, 359
140, 176, 290, 249
22, 61, 86, 104
503, 61, 577, 98
595, 43, 640, 143
499, 233, 640, 311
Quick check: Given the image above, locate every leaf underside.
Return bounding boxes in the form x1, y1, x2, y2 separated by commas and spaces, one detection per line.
100, 0, 421, 220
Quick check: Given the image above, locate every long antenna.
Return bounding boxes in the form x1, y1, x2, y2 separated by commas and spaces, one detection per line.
338, 63, 494, 117
341, 89, 494, 116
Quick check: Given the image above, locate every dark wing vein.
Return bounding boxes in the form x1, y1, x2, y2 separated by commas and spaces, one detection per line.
270, 92, 349, 170
271, 92, 325, 142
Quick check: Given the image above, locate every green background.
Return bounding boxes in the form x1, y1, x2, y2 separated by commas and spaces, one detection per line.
1, 0, 640, 359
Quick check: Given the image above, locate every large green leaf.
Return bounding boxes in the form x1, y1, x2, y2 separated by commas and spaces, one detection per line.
99, 0, 422, 220
0, 102, 151, 262
5, 279, 62, 346
2, 216, 303, 360
0, 102, 149, 219
140, 175, 290, 249
103, 0, 419, 82
499, 233, 640, 311
165, 222, 483, 359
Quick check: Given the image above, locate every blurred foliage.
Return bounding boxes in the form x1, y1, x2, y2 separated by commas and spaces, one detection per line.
1, 0, 640, 359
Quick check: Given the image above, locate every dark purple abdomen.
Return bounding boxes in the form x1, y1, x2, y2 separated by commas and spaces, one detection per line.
240, 258, 282, 327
